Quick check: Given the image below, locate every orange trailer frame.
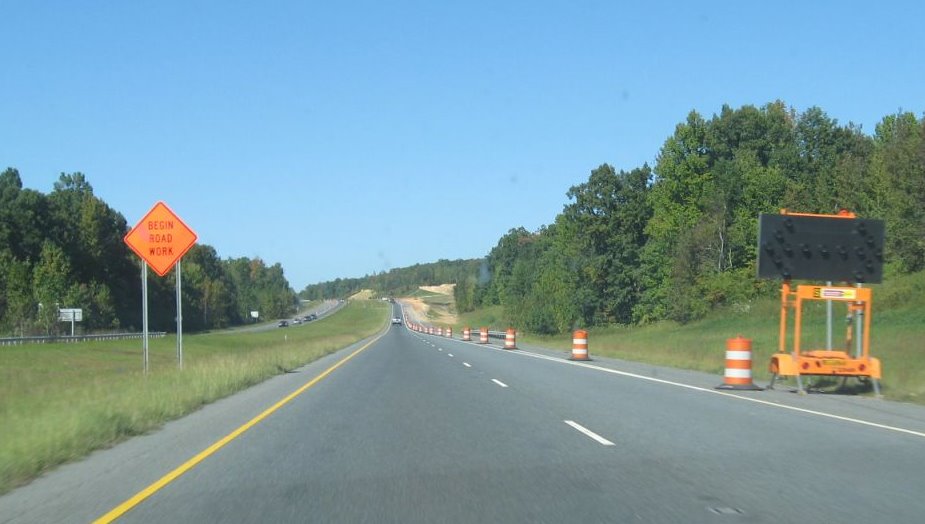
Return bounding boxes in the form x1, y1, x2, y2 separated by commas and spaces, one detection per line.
767, 210, 881, 395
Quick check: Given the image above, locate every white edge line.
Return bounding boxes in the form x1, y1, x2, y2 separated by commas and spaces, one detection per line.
458, 339, 925, 440
565, 420, 615, 446
428, 334, 925, 440
448, 354, 454, 357
463, 362, 472, 368
501, 349, 925, 440
491, 379, 509, 388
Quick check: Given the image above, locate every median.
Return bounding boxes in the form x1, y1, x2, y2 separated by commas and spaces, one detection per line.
0, 300, 388, 495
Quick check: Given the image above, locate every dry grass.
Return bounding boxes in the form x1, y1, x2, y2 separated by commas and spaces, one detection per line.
0, 300, 389, 494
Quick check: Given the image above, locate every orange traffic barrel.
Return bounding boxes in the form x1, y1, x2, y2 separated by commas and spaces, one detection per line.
463, 327, 471, 341
504, 328, 517, 349
479, 327, 489, 344
570, 330, 590, 361
446, 327, 453, 338
716, 336, 763, 390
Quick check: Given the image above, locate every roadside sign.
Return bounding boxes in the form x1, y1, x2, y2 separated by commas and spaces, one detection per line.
58, 308, 83, 322
124, 201, 198, 277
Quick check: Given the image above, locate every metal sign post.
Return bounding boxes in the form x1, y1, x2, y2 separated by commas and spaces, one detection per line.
142, 262, 149, 375
124, 201, 198, 375
826, 281, 833, 350
176, 260, 183, 369
58, 308, 83, 336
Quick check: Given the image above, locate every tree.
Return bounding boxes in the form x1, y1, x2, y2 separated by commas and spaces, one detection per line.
33, 241, 73, 334
557, 164, 652, 325
871, 112, 925, 272
4, 256, 34, 336
636, 110, 712, 322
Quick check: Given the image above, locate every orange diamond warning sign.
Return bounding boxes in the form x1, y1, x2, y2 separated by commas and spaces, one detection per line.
124, 201, 198, 276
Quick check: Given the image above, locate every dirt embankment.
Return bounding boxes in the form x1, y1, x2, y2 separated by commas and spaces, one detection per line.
400, 284, 458, 326
348, 289, 374, 300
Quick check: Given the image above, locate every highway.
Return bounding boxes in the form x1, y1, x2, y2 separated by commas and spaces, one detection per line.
219, 299, 342, 334
3, 303, 925, 523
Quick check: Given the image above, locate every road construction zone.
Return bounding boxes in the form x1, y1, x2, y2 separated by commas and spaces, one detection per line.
769, 282, 881, 395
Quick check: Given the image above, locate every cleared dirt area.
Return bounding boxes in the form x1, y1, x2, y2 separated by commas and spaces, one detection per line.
349, 289, 374, 300
400, 284, 457, 326
419, 284, 455, 295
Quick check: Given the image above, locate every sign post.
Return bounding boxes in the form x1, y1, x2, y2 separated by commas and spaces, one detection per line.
58, 308, 83, 336
176, 260, 183, 369
142, 262, 149, 374
124, 201, 198, 373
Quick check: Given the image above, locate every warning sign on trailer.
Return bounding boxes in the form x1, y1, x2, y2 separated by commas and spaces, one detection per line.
124, 201, 198, 276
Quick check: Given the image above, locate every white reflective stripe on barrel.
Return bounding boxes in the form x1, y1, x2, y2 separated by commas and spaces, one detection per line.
725, 350, 752, 360
724, 368, 752, 379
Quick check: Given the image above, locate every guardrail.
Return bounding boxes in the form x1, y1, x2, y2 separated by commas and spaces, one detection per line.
0, 332, 168, 346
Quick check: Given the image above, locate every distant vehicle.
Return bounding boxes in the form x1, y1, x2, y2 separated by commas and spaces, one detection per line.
277, 320, 289, 327
292, 318, 301, 325
392, 317, 402, 324
308, 313, 317, 321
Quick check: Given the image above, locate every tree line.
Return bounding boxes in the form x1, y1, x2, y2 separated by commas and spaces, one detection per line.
458, 102, 924, 333
299, 259, 482, 300
0, 170, 297, 336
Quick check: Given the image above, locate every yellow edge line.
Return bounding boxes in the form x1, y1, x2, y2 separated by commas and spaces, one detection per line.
93, 332, 384, 523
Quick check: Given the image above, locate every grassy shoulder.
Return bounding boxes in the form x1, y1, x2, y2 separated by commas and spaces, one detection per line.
0, 300, 388, 495
459, 273, 925, 404
456, 305, 507, 330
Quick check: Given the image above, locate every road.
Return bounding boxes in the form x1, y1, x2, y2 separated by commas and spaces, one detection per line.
220, 299, 343, 334
3, 303, 925, 523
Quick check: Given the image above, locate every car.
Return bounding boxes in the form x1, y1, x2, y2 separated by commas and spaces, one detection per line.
391, 317, 402, 325
292, 318, 301, 325
308, 313, 317, 321
277, 320, 289, 327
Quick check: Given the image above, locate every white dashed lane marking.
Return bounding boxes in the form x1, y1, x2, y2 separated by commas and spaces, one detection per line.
564, 420, 615, 446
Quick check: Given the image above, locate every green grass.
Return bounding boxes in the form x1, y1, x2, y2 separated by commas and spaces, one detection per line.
420, 294, 454, 306
522, 272, 925, 403
405, 288, 433, 298
455, 305, 508, 329
0, 300, 388, 494
452, 273, 925, 404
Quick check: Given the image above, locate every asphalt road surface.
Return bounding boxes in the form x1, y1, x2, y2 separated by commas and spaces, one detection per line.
221, 300, 342, 334
3, 303, 925, 523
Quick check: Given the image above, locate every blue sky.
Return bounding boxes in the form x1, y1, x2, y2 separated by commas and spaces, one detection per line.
2, 1, 923, 290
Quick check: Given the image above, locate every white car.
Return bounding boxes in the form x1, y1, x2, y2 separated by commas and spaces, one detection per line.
391, 317, 402, 325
